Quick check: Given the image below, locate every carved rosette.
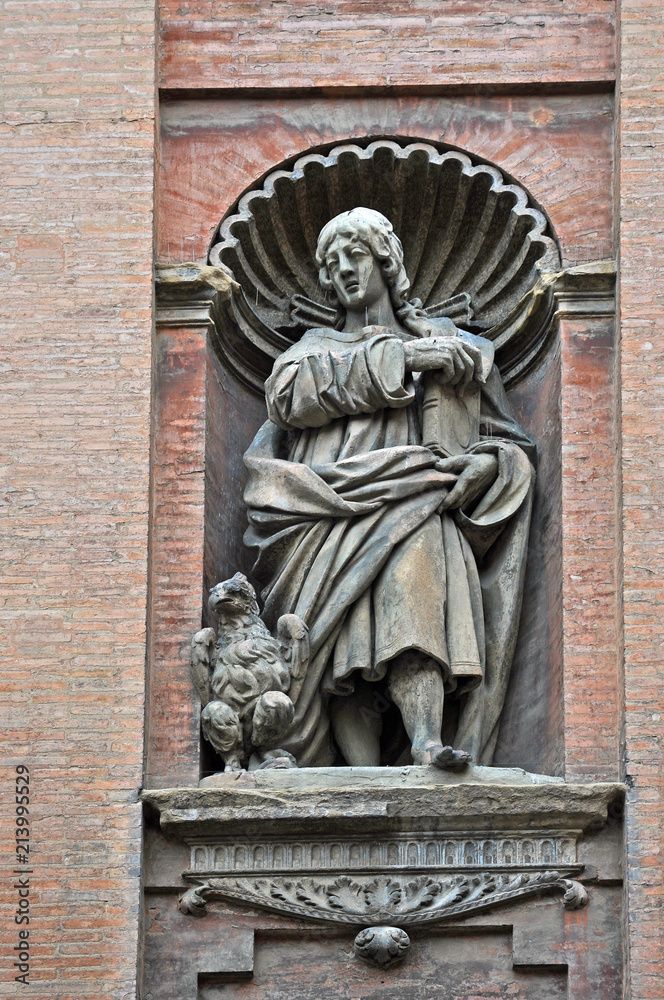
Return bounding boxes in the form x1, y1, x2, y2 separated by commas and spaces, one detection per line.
354, 926, 411, 968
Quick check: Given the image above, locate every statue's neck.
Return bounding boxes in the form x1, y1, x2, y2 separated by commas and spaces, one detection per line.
342, 288, 402, 334
216, 609, 258, 636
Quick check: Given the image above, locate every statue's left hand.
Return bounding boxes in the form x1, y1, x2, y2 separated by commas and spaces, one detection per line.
436, 453, 498, 511
403, 336, 485, 387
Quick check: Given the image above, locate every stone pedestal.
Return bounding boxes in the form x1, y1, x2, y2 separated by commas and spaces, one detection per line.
142, 768, 624, 998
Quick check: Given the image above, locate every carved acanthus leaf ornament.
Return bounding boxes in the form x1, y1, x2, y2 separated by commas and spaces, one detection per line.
179, 869, 587, 926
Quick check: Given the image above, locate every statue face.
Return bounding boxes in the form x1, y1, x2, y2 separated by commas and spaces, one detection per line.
323, 233, 388, 311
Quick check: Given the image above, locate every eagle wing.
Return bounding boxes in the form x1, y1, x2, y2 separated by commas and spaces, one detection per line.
191, 627, 216, 707
276, 614, 310, 704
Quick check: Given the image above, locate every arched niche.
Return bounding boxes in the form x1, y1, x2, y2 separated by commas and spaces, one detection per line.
201, 137, 564, 777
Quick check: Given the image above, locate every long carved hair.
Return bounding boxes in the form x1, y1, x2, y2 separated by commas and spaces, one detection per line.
315, 208, 435, 338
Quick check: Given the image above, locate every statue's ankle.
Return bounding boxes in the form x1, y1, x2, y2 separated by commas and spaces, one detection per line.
410, 740, 443, 766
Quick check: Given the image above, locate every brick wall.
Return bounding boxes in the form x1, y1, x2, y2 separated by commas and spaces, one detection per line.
560, 315, 622, 782
159, 0, 615, 90
0, 2, 155, 997
618, 0, 664, 993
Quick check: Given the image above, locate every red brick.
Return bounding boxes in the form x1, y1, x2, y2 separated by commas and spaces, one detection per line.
0, 2, 155, 998
158, 0, 616, 91
619, 0, 664, 991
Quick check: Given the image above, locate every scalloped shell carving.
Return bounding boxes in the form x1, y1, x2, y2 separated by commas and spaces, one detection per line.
209, 139, 561, 336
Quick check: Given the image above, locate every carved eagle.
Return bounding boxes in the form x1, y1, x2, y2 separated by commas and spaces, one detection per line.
191, 573, 309, 772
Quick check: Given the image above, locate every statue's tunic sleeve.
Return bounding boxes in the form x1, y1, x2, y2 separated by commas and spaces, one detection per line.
265, 332, 414, 430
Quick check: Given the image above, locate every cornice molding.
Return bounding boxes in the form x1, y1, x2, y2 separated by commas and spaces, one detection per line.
154, 260, 616, 392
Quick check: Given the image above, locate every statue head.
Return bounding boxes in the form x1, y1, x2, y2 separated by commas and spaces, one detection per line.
315, 208, 431, 336
208, 572, 259, 620
316, 209, 408, 307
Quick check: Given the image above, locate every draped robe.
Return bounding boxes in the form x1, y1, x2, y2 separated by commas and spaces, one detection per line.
243, 326, 535, 766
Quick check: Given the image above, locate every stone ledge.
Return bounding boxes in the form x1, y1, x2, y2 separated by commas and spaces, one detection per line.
142, 767, 624, 841
199, 762, 563, 790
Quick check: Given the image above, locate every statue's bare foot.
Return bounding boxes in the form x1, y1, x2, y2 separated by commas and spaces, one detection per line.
432, 745, 471, 770
412, 743, 471, 769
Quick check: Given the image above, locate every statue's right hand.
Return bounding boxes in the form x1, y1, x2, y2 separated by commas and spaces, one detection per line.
403, 337, 485, 387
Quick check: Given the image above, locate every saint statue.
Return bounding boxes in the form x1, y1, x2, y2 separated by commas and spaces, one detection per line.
242, 208, 535, 769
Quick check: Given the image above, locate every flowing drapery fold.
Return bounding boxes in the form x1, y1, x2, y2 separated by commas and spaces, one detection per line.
243, 328, 535, 765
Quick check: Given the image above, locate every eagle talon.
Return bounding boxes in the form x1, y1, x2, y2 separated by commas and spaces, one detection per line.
257, 753, 298, 770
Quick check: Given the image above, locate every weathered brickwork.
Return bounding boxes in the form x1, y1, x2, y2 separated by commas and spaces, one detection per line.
0, 2, 155, 997
619, 0, 664, 993
157, 94, 614, 267
560, 317, 622, 782
159, 0, 616, 91
146, 326, 207, 790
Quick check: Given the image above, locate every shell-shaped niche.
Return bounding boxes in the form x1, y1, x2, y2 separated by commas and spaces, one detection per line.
209, 139, 562, 392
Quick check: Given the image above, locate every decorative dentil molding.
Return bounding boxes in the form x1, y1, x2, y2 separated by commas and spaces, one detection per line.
187, 832, 577, 875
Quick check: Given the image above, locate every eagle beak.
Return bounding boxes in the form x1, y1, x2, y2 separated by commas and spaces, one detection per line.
211, 594, 234, 609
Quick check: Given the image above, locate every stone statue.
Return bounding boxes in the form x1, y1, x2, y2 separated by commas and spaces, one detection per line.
240, 207, 536, 770
191, 573, 309, 771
